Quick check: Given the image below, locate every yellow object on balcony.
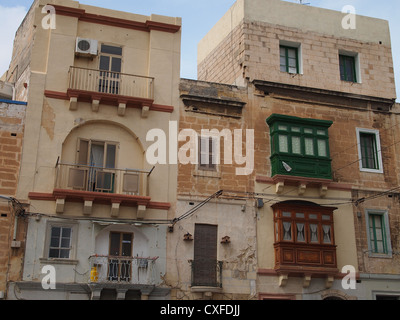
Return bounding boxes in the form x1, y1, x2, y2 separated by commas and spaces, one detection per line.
90, 267, 99, 283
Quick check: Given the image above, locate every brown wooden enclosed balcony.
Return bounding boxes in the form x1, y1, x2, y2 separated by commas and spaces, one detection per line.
53, 163, 153, 217
67, 66, 155, 116
272, 201, 339, 287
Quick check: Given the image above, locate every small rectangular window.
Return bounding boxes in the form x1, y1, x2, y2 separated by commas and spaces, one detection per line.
279, 135, 289, 153
101, 44, 123, 56
339, 54, 357, 82
282, 222, 292, 241
280, 46, 299, 74
360, 133, 378, 170
369, 214, 387, 254
49, 226, 72, 259
366, 210, 392, 257
356, 128, 383, 173
199, 136, 217, 171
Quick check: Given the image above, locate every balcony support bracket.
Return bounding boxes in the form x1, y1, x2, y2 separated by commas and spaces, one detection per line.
320, 185, 329, 198
83, 200, 93, 215
69, 97, 78, 111
141, 105, 150, 118
117, 289, 128, 301
111, 202, 121, 217
137, 205, 147, 220
298, 183, 307, 196
91, 99, 100, 112
55, 198, 65, 214
275, 181, 285, 194
278, 274, 289, 287
325, 275, 334, 289
118, 102, 127, 116
303, 274, 312, 288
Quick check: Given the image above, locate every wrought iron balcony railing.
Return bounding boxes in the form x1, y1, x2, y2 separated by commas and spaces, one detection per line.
55, 163, 151, 197
69, 66, 154, 100
89, 255, 158, 285
189, 260, 223, 288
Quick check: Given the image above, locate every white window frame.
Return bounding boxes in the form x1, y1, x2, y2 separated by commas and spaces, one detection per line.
339, 49, 361, 83
43, 221, 79, 261
279, 40, 303, 75
198, 135, 219, 172
365, 209, 392, 258
356, 128, 383, 174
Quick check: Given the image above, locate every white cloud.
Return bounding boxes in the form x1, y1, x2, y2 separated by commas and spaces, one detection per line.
0, 6, 28, 78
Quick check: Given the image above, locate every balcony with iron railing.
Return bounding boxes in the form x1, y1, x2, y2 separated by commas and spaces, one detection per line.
53, 163, 154, 216
67, 66, 155, 116
89, 255, 159, 285
189, 260, 223, 292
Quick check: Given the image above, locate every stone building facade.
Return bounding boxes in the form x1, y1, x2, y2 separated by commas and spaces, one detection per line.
3, 0, 181, 300
0, 89, 27, 298
196, 0, 399, 300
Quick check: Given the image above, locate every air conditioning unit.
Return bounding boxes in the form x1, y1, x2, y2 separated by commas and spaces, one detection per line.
75, 38, 98, 57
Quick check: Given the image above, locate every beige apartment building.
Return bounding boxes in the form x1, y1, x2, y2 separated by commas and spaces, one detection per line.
195, 0, 399, 300
3, 0, 181, 300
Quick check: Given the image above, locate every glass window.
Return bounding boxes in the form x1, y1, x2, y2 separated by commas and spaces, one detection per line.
356, 128, 383, 173
310, 224, 319, 243
339, 54, 357, 82
360, 133, 378, 170
279, 135, 289, 153
318, 139, 327, 157
305, 138, 314, 156
369, 214, 387, 254
292, 136, 301, 154
101, 44, 123, 56
283, 222, 292, 241
49, 226, 72, 259
280, 46, 299, 74
322, 225, 332, 244
273, 205, 335, 246
296, 223, 306, 242
199, 136, 217, 171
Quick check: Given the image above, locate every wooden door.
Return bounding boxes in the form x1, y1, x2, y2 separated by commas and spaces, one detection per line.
193, 224, 218, 286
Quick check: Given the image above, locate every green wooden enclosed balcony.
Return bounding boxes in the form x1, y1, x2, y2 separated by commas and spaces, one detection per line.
267, 114, 333, 181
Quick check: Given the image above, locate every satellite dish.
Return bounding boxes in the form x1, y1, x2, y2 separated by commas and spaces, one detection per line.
282, 161, 293, 172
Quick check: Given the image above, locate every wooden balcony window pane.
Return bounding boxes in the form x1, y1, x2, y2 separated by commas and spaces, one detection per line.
305, 138, 314, 156
292, 136, 301, 154
283, 222, 292, 241
279, 135, 289, 153
318, 139, 327, 157
310, 224, 319, 243
323, 225, 332, 244
296, 223, 305, 242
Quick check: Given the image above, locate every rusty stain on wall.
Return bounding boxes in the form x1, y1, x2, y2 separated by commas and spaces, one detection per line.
41, 99, 55, 140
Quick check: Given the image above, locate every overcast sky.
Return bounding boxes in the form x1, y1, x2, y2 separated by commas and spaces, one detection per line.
0, 0, 399, 100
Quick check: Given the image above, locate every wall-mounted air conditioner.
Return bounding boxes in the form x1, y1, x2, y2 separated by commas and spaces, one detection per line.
75, 38, 98, 57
